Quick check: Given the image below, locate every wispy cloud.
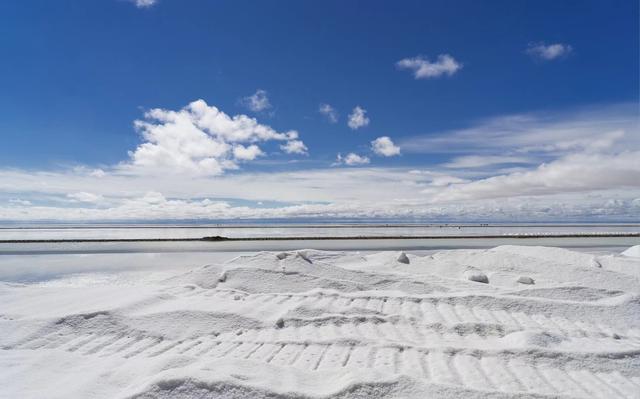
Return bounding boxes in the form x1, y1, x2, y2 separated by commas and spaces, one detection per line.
399, 103, 638, 160
8, 199, 32, 206
131, 0, 157, 9
396, 54, 462, 79
431, 151, 640, 202
1, 163, 638, 221
443, 155, 533, 169
371, 136, 400, 157
67, 192, 104, 203
240, 89, 272, 112
526, 42, 573, 60
319, 103, 338, 123
347, 106, 369, 130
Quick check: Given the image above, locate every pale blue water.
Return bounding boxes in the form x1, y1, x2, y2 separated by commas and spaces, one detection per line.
1, 224, 637, 282
1, 223, 638, 240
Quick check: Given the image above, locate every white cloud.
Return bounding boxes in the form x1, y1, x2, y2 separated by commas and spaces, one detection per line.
347, 106, 369, 130
443, 155, 532, 169
132, 0, 157, 8
126, 99, 304, 175
371, 136, 401, 157
9, 199, 31, 206
67, 192, 104, 203
89, 169, 106, 178
431, 151, 640, 202
396, 54, 462, 79
280, 140, 308, 155
526, 42, 573, 60
400, 104, 638, 159
240, 89, 272, 112
407, 170, 469, 187
319, 103, 338, 123
335, 153, 370, 166
1, 101, 638, 222
233, 144, 264, 161
1, 163, 639, 221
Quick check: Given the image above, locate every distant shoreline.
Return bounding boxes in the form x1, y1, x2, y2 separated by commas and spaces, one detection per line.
1, 223, 639, 230
2, 232, 639, 243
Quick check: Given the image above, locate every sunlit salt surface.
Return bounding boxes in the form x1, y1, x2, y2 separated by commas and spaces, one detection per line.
2, 244, 639, 398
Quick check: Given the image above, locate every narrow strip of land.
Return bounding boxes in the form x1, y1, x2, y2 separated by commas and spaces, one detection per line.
1, 223, 639, 230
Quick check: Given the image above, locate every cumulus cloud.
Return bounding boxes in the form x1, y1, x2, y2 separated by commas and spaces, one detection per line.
240, 89, 272, 112
335, 153, 370, 166
233, 144, 264, 161
347, 106, 370, 130
526, 42, 573, 60
319, 103, 338, 123
396, 54, 462, 79
131, 0, 157, 8
125, 99, 305, 175
371, 136, 401, 157
280, 140, 308, 155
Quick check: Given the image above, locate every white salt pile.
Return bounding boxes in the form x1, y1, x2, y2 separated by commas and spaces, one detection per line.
463, 268, 489, 283
622, 244, 640, 257
1, 245, 640, 398
517, 276, 535, 284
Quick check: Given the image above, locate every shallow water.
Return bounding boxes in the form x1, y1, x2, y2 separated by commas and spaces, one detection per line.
0, 235, 637, 255
1, 223, 638, 240
2, 225, 637, 281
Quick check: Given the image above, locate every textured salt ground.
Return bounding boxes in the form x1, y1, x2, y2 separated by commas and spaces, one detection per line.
1, 245, 640, 399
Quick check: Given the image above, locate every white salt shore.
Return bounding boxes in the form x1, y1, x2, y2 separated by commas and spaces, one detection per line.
2, 245, 640, 398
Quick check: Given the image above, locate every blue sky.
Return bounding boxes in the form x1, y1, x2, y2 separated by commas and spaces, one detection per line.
0, 0, 638, 221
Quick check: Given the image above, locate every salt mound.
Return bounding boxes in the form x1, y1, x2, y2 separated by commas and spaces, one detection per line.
463, 268, 489, 284
397, 252, 410, 264
622, 245, 640, 258
493, 245, 600, 268
517, 276, 535, 285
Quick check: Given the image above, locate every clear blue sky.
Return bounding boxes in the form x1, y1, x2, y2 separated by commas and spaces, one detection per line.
2, 0, 637, 167
0, 0, 638, 221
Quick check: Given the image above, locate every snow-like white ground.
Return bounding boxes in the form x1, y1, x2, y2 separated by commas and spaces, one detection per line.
2, 245, 640, 398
